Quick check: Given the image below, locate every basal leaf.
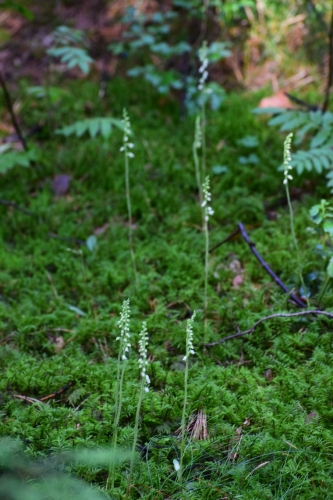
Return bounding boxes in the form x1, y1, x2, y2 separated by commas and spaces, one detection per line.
327, 257, 333, 278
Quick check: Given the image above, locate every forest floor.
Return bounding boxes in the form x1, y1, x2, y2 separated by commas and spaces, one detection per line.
0, 68, 333, 499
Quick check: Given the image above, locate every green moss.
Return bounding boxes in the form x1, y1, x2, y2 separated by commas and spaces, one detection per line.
0, 78, 332, 498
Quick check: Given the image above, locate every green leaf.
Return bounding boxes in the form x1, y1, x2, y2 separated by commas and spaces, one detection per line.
237, 135, 259, 148
322, 111, 333, 126
56, 117, 123, 139
312, 156, 323, 174
127, 66, 144, 77
280, 116, 307, 131
207, 41, 232, 61
268, 112, 296, 126
327, 257, 333, 278
252, 107, 285, 115
323, 220, 333, 236
309, 204, 323, 224
27, 86, 70, 103
68, 305, 86, 316
47, 47, 93, 74
89, 119, 100, 138
100, 119, 112, 139
86, 235, 97, 252
212, 165, 228, 175
295, 122, 317, 143
151, 42, 173, 55
130, 34, 155, 49
310, 128, 332, 148
1, 1, 34, 19
238, 153, 259, 164
0, 149, 36, 173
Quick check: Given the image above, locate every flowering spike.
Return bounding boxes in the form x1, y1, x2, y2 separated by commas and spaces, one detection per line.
198, 41, 209, 91
138, 322, 150, 392
183, 311, 196, 361
117, 299, 131, 360
121, 109, 135, 158
283, 133, 293, 185
194, 116, 202, 149
202, 176, 214, 221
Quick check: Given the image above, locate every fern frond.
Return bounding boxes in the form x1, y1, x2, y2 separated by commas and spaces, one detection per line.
56, 117, 124, 139
291, 147, 333, 175
0, 149, 37, 174
47, 47, 93, 74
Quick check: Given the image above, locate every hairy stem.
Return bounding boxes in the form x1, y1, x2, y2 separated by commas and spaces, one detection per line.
108, 359, 126, 490
285, 184, 308, 304
179, 356, 189, 482
125, 151, 138, 286
127, 380, 144, 497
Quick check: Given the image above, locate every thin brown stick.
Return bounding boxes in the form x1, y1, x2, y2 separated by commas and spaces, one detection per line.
237, 222, 306, 308
209, 227, 240, 253
323, 0, 333, 112
0, 199, 86, 245
14, 394, 43, 405
205, 310, 333, 346
0, 72, 27, 150
0, 198, 37, 217
209, 223, 306, 308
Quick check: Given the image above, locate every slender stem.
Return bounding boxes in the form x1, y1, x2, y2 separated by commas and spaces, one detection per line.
203, 216, 209, 342
108, 358, 126, 489
179, 356, 189, 482
127, 381, 144, 497
193, 139, 203, 208
285, 184, 308, 304
125, 151, 138, 286
318, 274, 331, 303
201, 101, 206, 180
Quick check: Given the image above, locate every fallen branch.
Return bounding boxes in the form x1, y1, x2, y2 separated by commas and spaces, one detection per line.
0, 72, 27, 151
0, 198, 38, 217
0, 201, 86, 245
205, 310, 333, 346
237, 222, 306, 308
210, 223, 306, 308
322, 0, 333, 112
209, 227, 240, 253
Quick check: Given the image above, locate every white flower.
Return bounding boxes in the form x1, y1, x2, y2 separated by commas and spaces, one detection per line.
173, 459, 180, 472
202, 176, 213, 222
117, 298, 131, 361
138, 321, 150, 392
283, 133, 293, 186
184, 311, 196, 361
121, 109, 135, 161
198, 41, 209, 90
194, 116, 202, 149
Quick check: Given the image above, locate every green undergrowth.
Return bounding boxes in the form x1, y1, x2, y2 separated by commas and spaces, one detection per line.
0, 78, 333, 499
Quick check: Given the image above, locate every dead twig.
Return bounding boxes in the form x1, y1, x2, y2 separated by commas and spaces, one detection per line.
0, 72, 27, 151
237, 222, 306, 308
210, 223, 306, 308
0, 198, 38, 217
209, 227, 240, 253
322, 0, 333, 112
205, 310, 333, 346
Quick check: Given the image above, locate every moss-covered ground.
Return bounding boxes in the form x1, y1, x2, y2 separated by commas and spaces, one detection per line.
1, 79, 333, 499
